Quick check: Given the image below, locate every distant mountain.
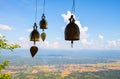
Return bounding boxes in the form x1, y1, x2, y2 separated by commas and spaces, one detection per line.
1, 49, 120, 65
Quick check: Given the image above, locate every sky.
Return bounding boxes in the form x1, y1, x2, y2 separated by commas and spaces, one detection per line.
0, 0, 120, 50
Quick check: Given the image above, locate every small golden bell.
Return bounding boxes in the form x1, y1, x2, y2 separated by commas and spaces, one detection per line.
39, 14, 48, 30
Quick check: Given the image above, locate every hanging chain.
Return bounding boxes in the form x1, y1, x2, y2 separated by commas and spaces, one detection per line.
71, 0, 75, 14
43, 0, 45, 14
35, 0, 37, 22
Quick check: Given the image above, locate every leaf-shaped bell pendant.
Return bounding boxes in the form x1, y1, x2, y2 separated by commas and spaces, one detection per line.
41, 32, 46, 42
30, 46, 38, 57
39, 14, 48, 30
65, 15, 80, 48
30, 23, 40, 42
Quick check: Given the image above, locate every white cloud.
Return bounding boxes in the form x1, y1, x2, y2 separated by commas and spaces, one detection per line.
99, 39, 119, 50
43, 41, 61, 49
116, 40, 120, 47
0, 34, 2, 36
80, 27, 89, 39
17, 37, 31, 49
0, 24, 13, 31
16, 37, 120, 50
55, 37, 61, 40
17, 36, 62, 49
106, 40, 117, 48
18, 37, 27, 42
27, 28, 33, 32
52, 42, 61, 48
99, 34, 104, 40
20, 43, 30, 49
61, 11, 71, 23
81, 39, 91, 46
75, 20, 82, 28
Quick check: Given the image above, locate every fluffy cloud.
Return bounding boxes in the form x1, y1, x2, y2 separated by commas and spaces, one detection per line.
17, 37, 120, 50
106, 40, 116, 47
18, 37, 28, 42
0, 34, 2, 36
105, 40, 120, 49
61, 11, 71, 23
17, 37, 30, 49
0, 24, 13, 31
55, 37, 61, 40
27, 28, 33, 32
17, 36, 62, 49
81, 39, 91, 46
43, 41, 61, 49
80, 27, 89, 39
85, 39, 119, 50
116, 40, 120, 47
99, 34, 104, 40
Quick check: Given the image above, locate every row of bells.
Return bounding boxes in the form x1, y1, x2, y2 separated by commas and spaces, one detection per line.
30, 14, 80, 57
30, 14, 80, 47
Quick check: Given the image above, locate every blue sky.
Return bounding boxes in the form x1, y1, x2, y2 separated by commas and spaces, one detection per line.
0, 0, 120, 50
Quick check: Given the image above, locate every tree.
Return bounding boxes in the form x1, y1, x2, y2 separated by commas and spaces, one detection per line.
0, 36, 20, 79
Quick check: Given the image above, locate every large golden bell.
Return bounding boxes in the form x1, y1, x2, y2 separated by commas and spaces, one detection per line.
30, 23, 40, 41
65, 15, 80, 47
39, 14, 48, 29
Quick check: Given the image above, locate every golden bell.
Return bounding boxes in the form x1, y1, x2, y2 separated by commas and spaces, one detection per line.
30, 23, 40, 41
39, 14, 48, 29
65, 15, 80, 47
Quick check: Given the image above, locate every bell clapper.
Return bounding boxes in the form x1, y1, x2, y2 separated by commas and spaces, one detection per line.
34, 40, 36, 45
71, 40, 73, 48
42, 29, 44, 32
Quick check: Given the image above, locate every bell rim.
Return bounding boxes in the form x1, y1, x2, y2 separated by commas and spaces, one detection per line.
65, 38, 80, 41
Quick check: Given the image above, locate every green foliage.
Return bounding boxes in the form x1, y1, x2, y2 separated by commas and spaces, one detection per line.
0, 60, 10, 71
0, 73, 11, 79
0, 36, 20, 51
0, 36, 20, 79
